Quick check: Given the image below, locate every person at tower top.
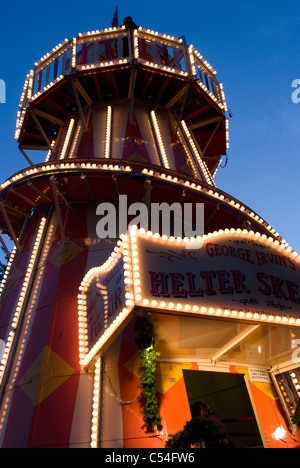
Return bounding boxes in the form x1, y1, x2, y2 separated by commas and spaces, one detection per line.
123, 16, 138, 29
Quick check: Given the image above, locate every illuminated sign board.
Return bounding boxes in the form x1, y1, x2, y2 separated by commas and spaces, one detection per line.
132, 229, 300, 323
78, 240, 134, 367
86, 256, 126, 350
78, 228, 300, 367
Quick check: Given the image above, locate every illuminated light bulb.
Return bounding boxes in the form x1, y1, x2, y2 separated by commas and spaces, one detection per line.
273, 426, 287, 441
150, 110, 170, 169
0, 218, 46, 385
181, 120, 214, 186
104, 106, 112, 159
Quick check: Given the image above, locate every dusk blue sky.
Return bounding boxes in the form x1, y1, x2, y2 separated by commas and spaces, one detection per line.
0, 0, 299, 259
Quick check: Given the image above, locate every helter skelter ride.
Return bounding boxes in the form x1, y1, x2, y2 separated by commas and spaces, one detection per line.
0, 16, 300, 448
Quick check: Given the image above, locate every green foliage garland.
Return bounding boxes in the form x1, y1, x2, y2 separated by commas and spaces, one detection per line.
134, 314, 162, 429
140, 341, 162, 428
292, 400, 300, 429
166, 417, 235, 448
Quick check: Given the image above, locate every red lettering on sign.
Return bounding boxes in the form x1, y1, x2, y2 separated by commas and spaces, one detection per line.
257, 272, 271, 295
286, 280, 300, 304
170, 273, 186, 297
206, 242, 254, 264
186, 272, 203, 297
231, 270, 250, 293
256, 273, 300, 304
269, 275, 287, 299
200, 271, 215, 295
216, 270, 233, 294
149, 271, 169, 297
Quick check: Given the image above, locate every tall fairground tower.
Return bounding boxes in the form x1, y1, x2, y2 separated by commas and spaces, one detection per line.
0, 16, 300, 448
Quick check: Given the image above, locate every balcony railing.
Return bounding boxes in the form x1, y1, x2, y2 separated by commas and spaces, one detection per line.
16, 26, 227, 139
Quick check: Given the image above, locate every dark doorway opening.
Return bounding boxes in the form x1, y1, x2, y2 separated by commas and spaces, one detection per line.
183, 370, 264, 448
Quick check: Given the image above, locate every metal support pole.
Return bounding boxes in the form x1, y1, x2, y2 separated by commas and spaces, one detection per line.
80, 174, 94, 201
50, 176, 66, 243
27, 182, 52, 203
175, 83, 191, 132
200, 117, 222, 159
18, 146, 34, 166
211, 325, 260, 362
0, 234, 10, 257
29, 109, 54, 154
71, 79, 88, 132
0, 203, 20, 250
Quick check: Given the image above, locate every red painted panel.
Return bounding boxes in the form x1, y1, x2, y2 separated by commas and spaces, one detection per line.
122, 113, 152, 164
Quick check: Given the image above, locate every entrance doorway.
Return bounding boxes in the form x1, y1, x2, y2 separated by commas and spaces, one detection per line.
183, 370, 264, 448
